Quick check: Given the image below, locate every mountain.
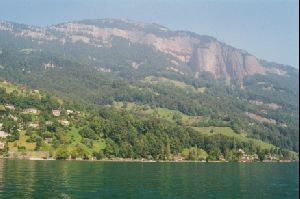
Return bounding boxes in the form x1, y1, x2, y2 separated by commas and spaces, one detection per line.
0, 19, 298, 154
0, 19, 296, 83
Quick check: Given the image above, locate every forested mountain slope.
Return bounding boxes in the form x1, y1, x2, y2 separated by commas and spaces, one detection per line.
0, 81, 297, 161
0, 19, 298, 154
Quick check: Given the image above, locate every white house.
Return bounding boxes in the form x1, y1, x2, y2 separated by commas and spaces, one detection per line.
0, 141, 5, 149
59, 120, 69, 126
66, 110, 74, 115
28, 122, 39, 129
23, 108, 38, 114
0, 131, 9, 138
5, 104, 15, 110
52, 110, 61, 117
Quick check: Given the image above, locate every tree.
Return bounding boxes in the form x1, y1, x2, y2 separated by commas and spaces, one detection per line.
104, 138, 119, 158
119, 141, 133, 158
208, 147, 221, 161
257, 149, 266, 161
165, 139, 171, 160
93, 150, 105, 160
56, 146, 70, 160
79, 127, 97, 139
173, 113, 183, 125
181, 147, 208, 161
35, 137, 42, 151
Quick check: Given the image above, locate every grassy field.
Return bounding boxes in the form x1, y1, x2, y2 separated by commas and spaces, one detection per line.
0, 104, 5, 111
0, 81, 22, 94
0, 80, 41, 98
144, 76, 206, 94
8, 132, 36, 151
66, 127, 106, 155
7, 127, 106, 158
192, 126, 275, 150
113, 101, 202, 125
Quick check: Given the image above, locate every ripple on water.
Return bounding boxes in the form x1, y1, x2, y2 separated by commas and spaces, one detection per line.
0, 160, 298, 199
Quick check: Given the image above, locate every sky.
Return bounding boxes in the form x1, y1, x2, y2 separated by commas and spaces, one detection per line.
0, 0, 299, 67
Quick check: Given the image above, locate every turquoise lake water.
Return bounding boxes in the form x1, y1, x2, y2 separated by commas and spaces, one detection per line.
0, 160, 298, 199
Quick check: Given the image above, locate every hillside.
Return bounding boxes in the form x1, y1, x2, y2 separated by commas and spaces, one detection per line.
0, 80, 298, 161
0, 19, 298, 155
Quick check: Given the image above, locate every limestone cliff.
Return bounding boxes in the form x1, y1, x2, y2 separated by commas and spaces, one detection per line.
0, 19, 291, 81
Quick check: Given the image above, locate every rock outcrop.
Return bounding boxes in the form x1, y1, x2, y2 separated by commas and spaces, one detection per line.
0, 19, 291, 81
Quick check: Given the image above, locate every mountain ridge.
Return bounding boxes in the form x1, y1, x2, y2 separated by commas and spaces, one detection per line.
0, 19, 296, 84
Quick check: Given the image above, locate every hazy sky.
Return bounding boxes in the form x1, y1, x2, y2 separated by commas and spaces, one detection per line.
0, 0, 299, 67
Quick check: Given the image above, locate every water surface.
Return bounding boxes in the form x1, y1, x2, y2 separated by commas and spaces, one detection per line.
0, 160, 298, 199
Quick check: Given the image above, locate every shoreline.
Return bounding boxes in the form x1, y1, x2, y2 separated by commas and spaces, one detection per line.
0, 157, 297, 163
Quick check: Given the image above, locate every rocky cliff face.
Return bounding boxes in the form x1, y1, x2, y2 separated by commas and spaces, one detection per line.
0, 19, 291, 82
190, 42, 269, 81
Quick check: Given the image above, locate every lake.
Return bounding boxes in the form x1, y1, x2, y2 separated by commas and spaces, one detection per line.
0, 160, 298, 199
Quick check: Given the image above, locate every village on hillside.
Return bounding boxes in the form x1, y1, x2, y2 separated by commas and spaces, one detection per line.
0, 80, 297, 162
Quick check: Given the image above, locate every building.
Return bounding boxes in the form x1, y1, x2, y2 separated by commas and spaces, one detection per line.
173, 155, 184, 161
0, 131, 9, 138
238, 148, 259, 162
60, 120, 70, 126
28, 122, 39, 129
265, 154, 279, 161
219, 154, 226, 161
52, 110, 61, 117
0, 141, 5, 149
23, 108, 38, 114
238, 149, 245, 155
33, 89, 40, 94
45, 121, 53, 126
66, 110, 74, 115
45, 137, 53, 144
5, 104, 15, 110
